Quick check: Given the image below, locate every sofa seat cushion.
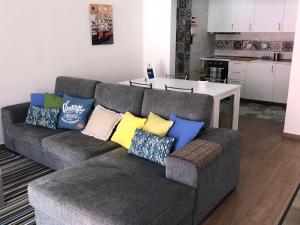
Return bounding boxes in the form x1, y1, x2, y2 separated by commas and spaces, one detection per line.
7, 122, 66, 147
28, 149, 195, 225
42, 131, 119, 166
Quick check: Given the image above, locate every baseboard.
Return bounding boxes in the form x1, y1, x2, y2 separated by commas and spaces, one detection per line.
283, 132, 300, 140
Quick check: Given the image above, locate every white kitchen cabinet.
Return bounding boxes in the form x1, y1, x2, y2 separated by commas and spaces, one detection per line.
207, 0, 297, 33
208, 0, 236, 32
253, 0, 286, 32
229, 71, 246, 81
273, 64, 291, 103
245, 62, 275, 102
229, 61, 247, 72
229, 79, 246, 98
235, 0, 255, 32
282, 0, 299, 32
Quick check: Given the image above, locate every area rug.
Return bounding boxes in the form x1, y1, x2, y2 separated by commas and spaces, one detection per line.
0, 149, 53, 225
221, 101, 286, 122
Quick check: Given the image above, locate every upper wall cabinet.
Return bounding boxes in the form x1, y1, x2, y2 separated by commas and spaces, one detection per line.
282, 0, 299, 32
208, 0, 236, 32
253, 0, 285, 32
235, 0, 255, 32
207, 0, 298, 33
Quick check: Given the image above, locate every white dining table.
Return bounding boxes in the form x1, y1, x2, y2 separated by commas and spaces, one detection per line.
118, 77, 241, 130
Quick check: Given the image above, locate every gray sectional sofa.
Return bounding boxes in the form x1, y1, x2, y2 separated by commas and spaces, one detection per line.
1, 76, 241, 225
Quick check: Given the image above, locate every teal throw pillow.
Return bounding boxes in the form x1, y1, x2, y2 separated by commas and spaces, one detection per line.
25, 106, 60, 130
128, 129, 175, 166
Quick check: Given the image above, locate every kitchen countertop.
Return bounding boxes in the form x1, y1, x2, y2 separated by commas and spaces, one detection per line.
251, 59, 292, 64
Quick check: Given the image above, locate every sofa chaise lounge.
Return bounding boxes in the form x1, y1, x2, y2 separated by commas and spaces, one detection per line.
1, 76, 241, 225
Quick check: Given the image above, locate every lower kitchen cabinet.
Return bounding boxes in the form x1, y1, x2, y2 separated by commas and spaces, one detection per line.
273, 64, 291, 104
229, 79, 245, 98
245, 62, 275, 102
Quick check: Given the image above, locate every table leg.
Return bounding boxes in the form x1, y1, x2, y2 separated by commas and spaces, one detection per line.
211, 97, 221, 129
232, 90, 241, 131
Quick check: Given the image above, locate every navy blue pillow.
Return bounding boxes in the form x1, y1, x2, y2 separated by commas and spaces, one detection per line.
57, 95, 95, 131
30, 93, 45, 107
168, 114, 205, 151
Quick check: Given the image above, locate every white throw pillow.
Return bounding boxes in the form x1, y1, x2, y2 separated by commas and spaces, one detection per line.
82, 105, 122, 141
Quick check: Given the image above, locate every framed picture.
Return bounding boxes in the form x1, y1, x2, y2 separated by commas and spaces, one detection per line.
90, 4, 113, 45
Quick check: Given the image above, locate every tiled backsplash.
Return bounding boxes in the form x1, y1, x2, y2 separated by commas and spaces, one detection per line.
215, 40, 294, 52
214, 33, 295, 59
175, 0, 192, 77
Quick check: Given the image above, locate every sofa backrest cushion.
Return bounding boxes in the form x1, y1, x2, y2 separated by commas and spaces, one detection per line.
55, 76, 100, 99
94, 83, 145, 116
141, 89, 213, 128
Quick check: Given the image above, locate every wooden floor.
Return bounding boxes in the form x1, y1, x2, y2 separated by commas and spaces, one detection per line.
202, 116, 300, 225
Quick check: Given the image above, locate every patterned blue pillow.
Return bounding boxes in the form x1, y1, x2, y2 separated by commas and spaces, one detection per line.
25, 106, 60, 130
128, 129, 175, 166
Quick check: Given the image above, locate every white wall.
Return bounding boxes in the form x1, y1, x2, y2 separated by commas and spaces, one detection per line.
0, 0, 143, 144
284, 2, 300, 136
190, 0, 215, 80
143, 0, 176, 77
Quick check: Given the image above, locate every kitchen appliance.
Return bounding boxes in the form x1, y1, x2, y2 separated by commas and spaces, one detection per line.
274, 53, 282, 61
201, 57, 229, 83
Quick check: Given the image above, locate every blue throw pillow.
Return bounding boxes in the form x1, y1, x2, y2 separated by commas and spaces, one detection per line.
57, 95, 95, 131
168, 114, 205, 151
30, 93, 45, 107
25, 106, 60, 129
129, 129, 175, 166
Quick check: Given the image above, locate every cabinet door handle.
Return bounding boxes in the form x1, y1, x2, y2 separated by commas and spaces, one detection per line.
249, 23, 252, 31
232, 23, 234, 31
233, 72, 241, 74
278, 23, 281, 31
271, 65, 274, 73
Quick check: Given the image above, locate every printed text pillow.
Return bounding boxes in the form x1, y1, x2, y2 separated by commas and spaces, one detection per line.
57, 95, 95, 131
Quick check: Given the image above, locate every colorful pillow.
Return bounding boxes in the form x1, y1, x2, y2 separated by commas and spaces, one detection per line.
25, 106, 60, 130
168, 114, 205, 151
57, 95, 95, 131
143, 112, 174, 137
111, 112, 146, 149
129, 129, 174, 166
82, 105, 122, 141
30, 93, 45, 107
44, 93, 63, 109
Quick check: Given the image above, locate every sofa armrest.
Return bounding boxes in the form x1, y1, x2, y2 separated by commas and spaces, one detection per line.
166, 128, 241, 224
1, 102, 30, 125
166, 139, 223, 188
199, 127, 242, 150
166, 128, 241, 189
1, 102, 30, 149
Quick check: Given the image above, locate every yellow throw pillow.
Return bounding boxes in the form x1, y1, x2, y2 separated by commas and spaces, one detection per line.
143, 112, 174, 137
111, 112, 147, 149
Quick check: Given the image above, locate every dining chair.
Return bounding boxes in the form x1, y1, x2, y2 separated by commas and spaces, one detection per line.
165, 85, 194, 93
129, 81, 153, 89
